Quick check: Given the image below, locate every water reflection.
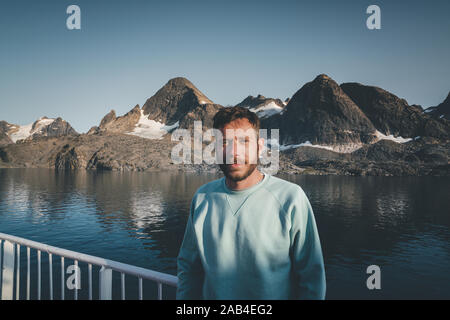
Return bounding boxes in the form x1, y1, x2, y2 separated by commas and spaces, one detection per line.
278, 174, 450, 299
0, 169, 449, 299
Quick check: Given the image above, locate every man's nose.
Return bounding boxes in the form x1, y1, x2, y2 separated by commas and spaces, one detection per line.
226, 139, 245, 161
225, 139, 236, 154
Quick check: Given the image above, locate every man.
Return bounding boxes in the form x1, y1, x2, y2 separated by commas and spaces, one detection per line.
176, 106, 326, 299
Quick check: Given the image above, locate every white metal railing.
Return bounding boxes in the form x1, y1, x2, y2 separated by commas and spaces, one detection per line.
0, 232, 178, 300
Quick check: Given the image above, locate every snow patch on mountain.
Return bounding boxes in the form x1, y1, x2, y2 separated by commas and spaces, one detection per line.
374, 130, 412, 143
127, 109, 179, 140
249, 101, 284, 118
280, 141, 363, 153
266, 139, 363, 153
9, 117, 55, 143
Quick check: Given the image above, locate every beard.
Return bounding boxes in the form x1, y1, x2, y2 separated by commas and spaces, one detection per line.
219, 145, 260, 182
219, 162, 258, 182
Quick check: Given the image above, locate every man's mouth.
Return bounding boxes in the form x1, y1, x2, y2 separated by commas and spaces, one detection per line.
223, 158, 246, 167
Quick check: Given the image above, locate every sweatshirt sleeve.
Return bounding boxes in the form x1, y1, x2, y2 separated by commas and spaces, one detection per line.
289, 188, 326, 300
176, 195, 204, 299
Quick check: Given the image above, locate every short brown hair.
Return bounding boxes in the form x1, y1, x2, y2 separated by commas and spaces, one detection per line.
213, 106, 260, 133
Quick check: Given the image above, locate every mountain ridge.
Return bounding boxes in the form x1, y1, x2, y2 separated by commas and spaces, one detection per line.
0, 117, 78, 146
1, 74, 449, 176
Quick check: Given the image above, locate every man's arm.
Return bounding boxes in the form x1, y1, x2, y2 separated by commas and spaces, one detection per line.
176, 196, 204, 299
289, 188, 326, 300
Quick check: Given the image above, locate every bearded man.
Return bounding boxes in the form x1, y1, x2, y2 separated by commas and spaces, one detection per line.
176, 106, 326, 300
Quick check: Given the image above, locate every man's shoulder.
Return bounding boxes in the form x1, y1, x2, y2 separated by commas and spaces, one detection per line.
193, 176, 224, 198
262, 175, 308, 206
189, 177, 224, 214
264, 175, 304, 195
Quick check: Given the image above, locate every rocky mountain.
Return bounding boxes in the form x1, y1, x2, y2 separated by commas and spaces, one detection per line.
236, 94, 286, 118
261, 74, 378, 152
87, 105, 141, 135
0, 117, 77, 146
0, 121, 14, 146
141, 77, 222, 130
88, 77, 223, 139
278, 137, 449, 176
177, 103, 223, 130
0, 74, 448, 176
0, 131, 218, 173
340, 83, 449, 140
424, 92, 450, 121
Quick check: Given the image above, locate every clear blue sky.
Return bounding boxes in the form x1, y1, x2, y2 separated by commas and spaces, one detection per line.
1, 0, 449, 133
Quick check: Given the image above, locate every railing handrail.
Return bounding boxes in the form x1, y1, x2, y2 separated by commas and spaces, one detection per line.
0, 232, 178, 287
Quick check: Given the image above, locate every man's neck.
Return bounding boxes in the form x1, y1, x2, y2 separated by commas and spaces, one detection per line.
225, 169, 264, 191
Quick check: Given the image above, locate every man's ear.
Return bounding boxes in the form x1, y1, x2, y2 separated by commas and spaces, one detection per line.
258, 137, 265, 158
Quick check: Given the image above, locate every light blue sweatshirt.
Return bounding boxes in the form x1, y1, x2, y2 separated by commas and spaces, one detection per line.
176, 173, 326, 300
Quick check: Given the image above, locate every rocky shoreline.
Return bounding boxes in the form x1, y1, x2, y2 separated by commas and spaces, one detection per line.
0, 131, 448, 176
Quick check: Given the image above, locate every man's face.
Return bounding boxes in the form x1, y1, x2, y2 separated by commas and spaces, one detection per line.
218, 118, 264, 182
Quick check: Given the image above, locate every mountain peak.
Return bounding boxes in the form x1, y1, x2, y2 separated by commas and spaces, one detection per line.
99, 110, 117, 128
235, 94, 285, 118
314, 74, 332, 81
165, 77, 195, 88
1, 116, 77, 144
424, 90, 450, 120
262, 74, 376, 147
142, 77, 214, 124
341, 82, 450, 137
443, 91, 450, 104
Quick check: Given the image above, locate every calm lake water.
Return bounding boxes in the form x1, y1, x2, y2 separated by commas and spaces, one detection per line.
0, 168, 449, 299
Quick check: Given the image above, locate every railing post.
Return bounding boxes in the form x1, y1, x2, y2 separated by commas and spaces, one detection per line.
121, 273, 125, 300
0, 240, 2, 294
99, 266, 112, 300
158, 282, 163, 300
15, 244, 20, 300
0, 240, 2, 289
74, 260, 78, 300
49, 253, 53, 300
37, 250, 41, 300
1, 240, 15, 300
61, 256, 64, 300
88, 264, 92, 300
26, 247, 30, 300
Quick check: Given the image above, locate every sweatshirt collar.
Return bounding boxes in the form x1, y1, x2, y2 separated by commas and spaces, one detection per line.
222, 172, 269, 195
